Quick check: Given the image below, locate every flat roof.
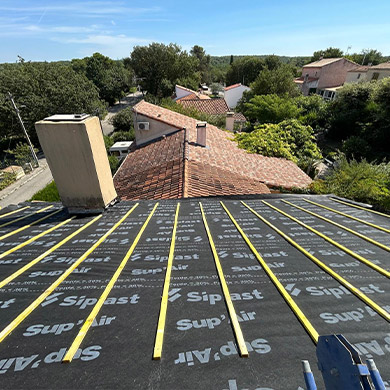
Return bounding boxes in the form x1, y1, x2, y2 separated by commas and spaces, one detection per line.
110, 141, 133, 151
0, 194, 389, 389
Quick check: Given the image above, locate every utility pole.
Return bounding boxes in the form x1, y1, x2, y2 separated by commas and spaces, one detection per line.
7, 92, 39, 167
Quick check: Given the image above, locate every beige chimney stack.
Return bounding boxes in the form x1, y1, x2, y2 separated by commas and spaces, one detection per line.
35, 115, 117, 214
196, 121, 207, 147
226, 112, 235, 132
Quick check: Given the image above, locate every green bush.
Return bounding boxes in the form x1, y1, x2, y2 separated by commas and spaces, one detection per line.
234, 119, 322, 173
310, 158, 390, 212
244, 94, 301, 124
110, 107, 134, 132
30, 181, 60, 202
6, 142, 38, 168
103, 135, 114, 151
111, 130, 135, 143
108, 155, 120, 174
0, 171, 17, 190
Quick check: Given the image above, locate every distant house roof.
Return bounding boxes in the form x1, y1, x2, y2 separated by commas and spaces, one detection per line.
371, 62, 390, 70
174, 85, 211, 101
303, 58, 357, 68
177, 98, 247, 122
224, 83, 249, 91
348, 65, 370, 73
114, 101, 312, 200
179, 98, 229, 115
294, 76, 318, 84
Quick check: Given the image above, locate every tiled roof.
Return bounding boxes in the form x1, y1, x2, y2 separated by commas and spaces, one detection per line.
371, 62, 390, 70
176, 93, 199, 101
303, 58, 342, 67
303, 58, 358, 68
294, 76, 319, 84
178, 98, 228, 115
233, 112, 246, 122
175, 85, 210, 101
187, 161, 269, 197
115, 100, 312, 200
114, 131, 184, 200
178, 98, 247, 122
348, 65, 370, 72
224, 83, 248, 91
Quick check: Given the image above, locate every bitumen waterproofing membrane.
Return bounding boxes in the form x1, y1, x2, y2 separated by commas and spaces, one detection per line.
0, 194, 389, 389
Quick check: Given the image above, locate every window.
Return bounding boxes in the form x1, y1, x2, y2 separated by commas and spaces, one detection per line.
372, 72, 379, 80
357, 73, 361, 79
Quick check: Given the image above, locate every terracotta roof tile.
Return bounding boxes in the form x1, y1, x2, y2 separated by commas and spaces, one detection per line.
303, 58, 358, 68
224, 83, 247, 91
115, 101, 312, 200
371, 62, 390, 70
178, 98, 228, 115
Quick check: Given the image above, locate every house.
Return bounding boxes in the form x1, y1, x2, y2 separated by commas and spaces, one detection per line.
366, 62, 390, 81
345, 65, 369, 84
174, 84, 210, 101
345, 62, 390, 85
1, 111, 389, 389
223, 83, 250, 108
176, 97, 247, 130
113, 100, 312, 200
294, 58, 358, 98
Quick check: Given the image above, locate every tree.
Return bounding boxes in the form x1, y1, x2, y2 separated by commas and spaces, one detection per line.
191, 45, 211, 84
264, 55, 282, 71
250, 65, 299, 97
230, 55, 234, 65
311, 157, 390, 212
310, 47, 344, 62
225, 57, 265, 86
326, 81, 374, 140
110, 107, 134, 132
347, 49, 383, 66
0, 62, 106, 145
72, 53, 133, 105
325, 79, 390, 161
235, 119, 322, 172
243, 94, 301, 124
130, 43, 200, 97
210, 83, 223, 96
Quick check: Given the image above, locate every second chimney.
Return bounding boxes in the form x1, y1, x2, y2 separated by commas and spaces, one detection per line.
226, 112, 235, 132
196, 121, 207, 147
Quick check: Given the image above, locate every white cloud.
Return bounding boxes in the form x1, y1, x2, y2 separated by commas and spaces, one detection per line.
51, 34, 151, 46
0, 3, 161, 16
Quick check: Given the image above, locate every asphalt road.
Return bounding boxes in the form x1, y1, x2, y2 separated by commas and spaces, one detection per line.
0, 158, 53, 208
101, 91, 143, 135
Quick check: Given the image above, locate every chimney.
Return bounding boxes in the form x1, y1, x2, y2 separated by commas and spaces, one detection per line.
226, 112, 235, 131
35, 114, 117, 214
196, 121, 207, 147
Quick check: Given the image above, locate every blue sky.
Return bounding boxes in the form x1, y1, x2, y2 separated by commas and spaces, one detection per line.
1, 0, 390, 62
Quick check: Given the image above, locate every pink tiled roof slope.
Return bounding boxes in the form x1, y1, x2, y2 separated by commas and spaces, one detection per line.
178, 98, 229, 115
114, 100, 312, 200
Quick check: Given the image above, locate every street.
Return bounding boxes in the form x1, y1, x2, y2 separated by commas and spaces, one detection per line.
101, 91, 143, 135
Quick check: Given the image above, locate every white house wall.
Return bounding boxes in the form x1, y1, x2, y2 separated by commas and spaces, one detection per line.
224, 86, 251, 108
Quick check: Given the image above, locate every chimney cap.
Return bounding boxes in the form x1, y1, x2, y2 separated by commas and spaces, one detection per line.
43, 113, 90, 122
196, 121, 207, 128
226, 112, 234, 117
